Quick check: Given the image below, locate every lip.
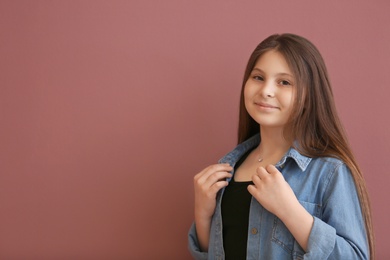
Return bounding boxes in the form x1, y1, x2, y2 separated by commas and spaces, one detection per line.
255, 102, 279, 109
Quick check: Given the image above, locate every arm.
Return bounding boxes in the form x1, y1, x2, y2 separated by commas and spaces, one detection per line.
189, 164, 232, 253
248, 165, 313, 251
248, 164, 369, 259
305, 163, 369, 259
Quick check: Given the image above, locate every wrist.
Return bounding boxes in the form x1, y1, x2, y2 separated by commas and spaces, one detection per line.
195, 213, 212, 225
278, 201, 313, 229
277, 199, 302, 222
277, 201, 314, 252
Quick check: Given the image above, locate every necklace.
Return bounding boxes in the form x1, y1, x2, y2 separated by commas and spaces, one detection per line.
258, 157, 263, 162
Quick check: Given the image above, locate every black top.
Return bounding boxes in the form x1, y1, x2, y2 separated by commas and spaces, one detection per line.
221, 150, 253, 259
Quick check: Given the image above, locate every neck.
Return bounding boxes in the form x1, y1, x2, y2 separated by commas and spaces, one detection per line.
257, 126, 292, 159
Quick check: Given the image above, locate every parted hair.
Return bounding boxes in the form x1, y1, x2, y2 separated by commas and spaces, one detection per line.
238, 33, 374, 259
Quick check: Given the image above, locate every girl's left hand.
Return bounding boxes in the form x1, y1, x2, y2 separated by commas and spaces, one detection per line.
247, 164, 298, 219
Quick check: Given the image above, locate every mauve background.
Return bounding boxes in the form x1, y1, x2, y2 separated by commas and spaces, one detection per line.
1, 1, 389, 259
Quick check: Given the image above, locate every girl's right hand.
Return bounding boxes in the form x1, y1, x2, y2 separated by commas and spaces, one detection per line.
193, 163, 233, 221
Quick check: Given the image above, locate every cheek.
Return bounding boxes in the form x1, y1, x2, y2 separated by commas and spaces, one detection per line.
281, 90, 295, 110
243, 85, 254, 108
243, 82, 254, 100
243, 86, 253, 113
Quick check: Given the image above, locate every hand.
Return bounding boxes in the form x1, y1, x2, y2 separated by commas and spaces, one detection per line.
193, 164, 233, 221
248, 165, 313, 252
193, 163, 232, 251
247, 165, 298, 219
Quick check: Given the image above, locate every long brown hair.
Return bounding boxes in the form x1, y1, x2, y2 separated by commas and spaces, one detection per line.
238, 33, 374, 259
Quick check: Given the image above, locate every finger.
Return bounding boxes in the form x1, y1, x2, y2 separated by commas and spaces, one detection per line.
198, 174, 231, 198
265, 164, 280, 174
247, 184, 258, 196
195, 164, 232, 182
194, 169, 232, 192
251, 174, 262, 186
205, 171, 232, 186
205, 164, 233, 176
210, 179, 229, 193
256, 166, 269, 179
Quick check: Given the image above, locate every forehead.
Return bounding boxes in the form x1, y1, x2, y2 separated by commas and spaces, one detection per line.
254, 50, 293, 76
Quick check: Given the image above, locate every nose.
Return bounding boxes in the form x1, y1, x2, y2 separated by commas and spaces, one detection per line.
261, 80, 275, 98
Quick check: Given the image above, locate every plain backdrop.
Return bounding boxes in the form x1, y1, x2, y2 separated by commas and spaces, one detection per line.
1, 1, 389, 259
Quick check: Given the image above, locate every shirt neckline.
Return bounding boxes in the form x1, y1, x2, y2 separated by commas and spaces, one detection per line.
219, 134, 312, 172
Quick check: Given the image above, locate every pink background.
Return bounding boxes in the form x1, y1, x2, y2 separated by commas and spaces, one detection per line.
1, 1, 389, 259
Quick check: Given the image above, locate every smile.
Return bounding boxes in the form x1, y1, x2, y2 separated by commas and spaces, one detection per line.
255, 102, 279, 110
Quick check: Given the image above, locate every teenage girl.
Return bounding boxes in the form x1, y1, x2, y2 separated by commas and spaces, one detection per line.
188, 33, 374, 259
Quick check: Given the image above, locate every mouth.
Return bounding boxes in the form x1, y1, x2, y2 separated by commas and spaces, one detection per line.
255, 102, 279, 109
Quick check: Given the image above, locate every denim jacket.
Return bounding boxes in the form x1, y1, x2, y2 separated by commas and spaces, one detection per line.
188, 134, 368, 259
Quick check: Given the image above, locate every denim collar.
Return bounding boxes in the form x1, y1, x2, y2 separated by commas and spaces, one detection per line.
218, 134, 312, 172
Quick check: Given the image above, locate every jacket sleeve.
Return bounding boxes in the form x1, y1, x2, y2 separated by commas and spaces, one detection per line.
304, 163, 369, 259
188, 222, 208, 260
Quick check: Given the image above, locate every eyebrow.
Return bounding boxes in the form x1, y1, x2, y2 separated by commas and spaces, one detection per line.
251, 68, 294, 78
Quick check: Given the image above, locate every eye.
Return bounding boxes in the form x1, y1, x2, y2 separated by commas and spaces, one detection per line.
279, 80, 292, 86
253, 75, 264, 81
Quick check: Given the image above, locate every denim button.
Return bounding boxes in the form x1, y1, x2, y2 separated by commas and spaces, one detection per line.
251, 227, 258, 234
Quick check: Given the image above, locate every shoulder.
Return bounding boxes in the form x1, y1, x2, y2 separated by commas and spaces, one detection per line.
308, 156, 357, 199
285, 147, 345, 174
289, 154, 353, 189
310, 156, 345, 169
307, 156, 351, 183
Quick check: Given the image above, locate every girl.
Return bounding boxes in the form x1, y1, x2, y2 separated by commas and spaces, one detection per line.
188, 33, 374, 259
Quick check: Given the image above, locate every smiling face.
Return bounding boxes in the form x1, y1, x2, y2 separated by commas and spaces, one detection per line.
244, 50, 296, 131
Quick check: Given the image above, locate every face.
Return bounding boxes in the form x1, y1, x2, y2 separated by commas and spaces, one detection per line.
244, 50, 296, 130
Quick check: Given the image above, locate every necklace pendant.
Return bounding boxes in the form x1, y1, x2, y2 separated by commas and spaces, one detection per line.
258, 158, 263, 162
